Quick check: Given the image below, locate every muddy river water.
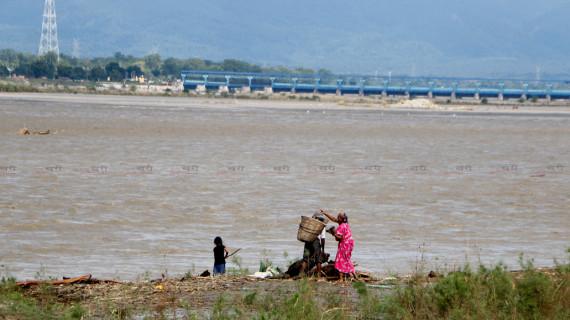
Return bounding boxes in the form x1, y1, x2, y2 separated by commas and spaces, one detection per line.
0, 94, 568, 281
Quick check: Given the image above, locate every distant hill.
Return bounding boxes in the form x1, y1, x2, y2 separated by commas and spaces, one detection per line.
2, 0, 570, 78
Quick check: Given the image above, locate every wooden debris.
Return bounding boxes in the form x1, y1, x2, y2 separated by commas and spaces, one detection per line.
15, 274, 122, 288
17, 127, 55, 135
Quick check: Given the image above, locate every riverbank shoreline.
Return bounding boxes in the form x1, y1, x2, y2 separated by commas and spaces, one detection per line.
2, 91, 569, 115
3, 264, 566, 319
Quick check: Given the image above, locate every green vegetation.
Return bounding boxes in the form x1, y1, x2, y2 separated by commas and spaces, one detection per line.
382, 254, 569, 319
212, 280, 349, 320
227, 255, 250, 277
0, 81, 39, 92
481, 97, 488, 104
204, 253, 570, 319
0, 275, 86, 319
0, 48, 332, 83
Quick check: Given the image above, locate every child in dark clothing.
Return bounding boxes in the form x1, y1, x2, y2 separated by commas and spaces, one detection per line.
213, 236, 229, 275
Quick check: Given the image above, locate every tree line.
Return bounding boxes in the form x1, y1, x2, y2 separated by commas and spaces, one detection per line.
0, 49, 332, 82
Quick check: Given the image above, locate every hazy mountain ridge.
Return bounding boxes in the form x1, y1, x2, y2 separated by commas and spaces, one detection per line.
2, 0, 569, 78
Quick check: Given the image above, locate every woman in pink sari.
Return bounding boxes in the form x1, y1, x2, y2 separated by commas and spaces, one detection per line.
320, 210, 354, 282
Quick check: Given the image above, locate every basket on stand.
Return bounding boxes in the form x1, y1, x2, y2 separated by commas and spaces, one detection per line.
297, 216, 326, 242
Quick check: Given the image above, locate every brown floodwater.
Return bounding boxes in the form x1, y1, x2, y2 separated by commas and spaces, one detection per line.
0, 94, 568, 281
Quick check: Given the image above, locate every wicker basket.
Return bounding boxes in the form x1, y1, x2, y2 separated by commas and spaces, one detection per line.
297, 216, 326, 242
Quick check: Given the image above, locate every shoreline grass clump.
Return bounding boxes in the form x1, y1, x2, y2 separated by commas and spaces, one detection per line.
380, 253, 569, 319
0, 274, 87, 319
0, 81, 39, 93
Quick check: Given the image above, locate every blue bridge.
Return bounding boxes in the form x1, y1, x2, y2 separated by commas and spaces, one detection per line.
181, 70, 570, 101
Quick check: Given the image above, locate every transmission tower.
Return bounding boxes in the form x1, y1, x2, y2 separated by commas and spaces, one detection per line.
72, 39, 80, 58
39, 0, 59, 57
149, 45, 160, 55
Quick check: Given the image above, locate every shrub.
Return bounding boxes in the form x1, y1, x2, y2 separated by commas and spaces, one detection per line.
381, 257, 569, 320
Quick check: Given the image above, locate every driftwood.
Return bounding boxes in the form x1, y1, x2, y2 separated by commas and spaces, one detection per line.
18, 127, 54, 135
15, 274, 123, 288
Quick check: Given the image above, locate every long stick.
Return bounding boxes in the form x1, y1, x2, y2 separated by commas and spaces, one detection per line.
227, 248, 241, 258
16, 274, 92, 287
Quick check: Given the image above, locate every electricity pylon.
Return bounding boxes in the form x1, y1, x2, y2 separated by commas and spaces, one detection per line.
39, 0, 59, 57
72, 39, 80, 58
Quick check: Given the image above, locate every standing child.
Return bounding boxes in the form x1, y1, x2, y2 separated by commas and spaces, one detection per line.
213, 236, 229, 275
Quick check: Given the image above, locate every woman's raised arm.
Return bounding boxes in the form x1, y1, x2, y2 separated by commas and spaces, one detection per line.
320, 210, 339, 223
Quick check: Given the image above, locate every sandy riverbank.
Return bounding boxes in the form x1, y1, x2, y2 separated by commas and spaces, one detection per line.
1, 92, 569, 114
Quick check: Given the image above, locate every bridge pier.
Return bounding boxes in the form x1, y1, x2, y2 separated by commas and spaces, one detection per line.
291, 78, 297, 94
451, 82, 458, 101
218, 85, 229, 94
475, 83, 481, 100
314, 79, 320, 94
428, 81, 435, 99
546, 84, 553, 102
498, 83, 505, 101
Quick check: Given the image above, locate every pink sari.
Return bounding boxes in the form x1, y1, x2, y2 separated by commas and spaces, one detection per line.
334, 222, 354, 273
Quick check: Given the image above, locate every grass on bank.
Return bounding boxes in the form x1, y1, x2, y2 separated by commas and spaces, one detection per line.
380, 254, 570, 320
0, 81, 40, 93
1, 252, 569, 319
0, 276, 88, 319
210, 253, 569, 320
